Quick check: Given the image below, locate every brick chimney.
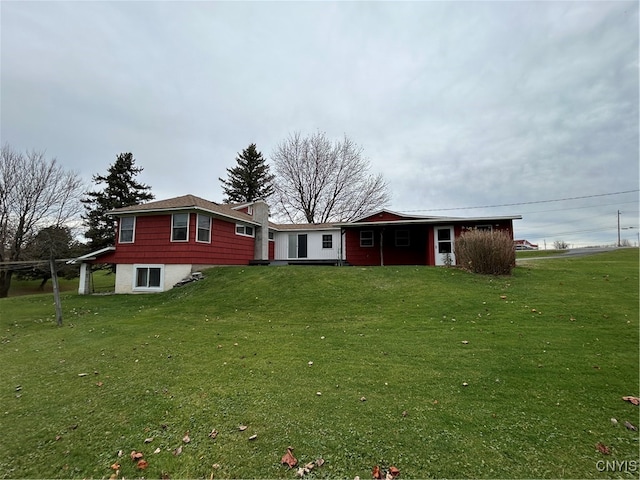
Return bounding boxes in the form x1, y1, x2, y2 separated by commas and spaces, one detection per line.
252, 200, 270, 261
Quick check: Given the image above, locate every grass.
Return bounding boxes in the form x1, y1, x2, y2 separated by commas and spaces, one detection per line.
7, 270, 115, 297
0, 250, 638, 479
516, 249, 566, 259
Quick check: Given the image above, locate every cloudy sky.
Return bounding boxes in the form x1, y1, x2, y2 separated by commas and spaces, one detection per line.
2, 1, 638, 248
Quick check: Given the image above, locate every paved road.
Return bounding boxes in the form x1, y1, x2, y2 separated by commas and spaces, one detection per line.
517, 246, 632, 263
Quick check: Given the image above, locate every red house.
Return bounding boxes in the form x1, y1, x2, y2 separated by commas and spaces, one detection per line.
337, 210, 521, 266
71, 195, 521, 294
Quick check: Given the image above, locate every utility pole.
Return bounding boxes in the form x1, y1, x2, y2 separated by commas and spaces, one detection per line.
617, 210, 621, 247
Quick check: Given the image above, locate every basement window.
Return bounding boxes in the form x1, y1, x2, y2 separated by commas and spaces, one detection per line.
133, 265, 164, 291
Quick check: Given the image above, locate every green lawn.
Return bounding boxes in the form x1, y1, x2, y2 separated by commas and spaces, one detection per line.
1, 250, 638, 479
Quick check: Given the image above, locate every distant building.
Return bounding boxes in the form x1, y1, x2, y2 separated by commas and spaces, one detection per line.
514, 239, 538, 250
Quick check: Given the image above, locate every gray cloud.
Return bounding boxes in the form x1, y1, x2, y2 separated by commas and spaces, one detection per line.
2, 1, 637, 247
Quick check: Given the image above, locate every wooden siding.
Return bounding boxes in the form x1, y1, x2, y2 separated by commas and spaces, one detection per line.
345, 226, 428, 266
346, 220, 515, 266
274, 230, 344, 261
100, 213, 255, 265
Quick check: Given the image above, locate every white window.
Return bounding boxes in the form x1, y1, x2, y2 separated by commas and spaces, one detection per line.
197, 214, 211, 243
119, 216, 135, 243
360, 230, 374, 247
395, 230, 410, 247
133, 265, 164, 291
236, 224, 255, 237
172, 213, 189, 241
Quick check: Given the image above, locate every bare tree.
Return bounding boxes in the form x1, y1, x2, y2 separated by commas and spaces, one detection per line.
271, 131, 390, 223
0, 144, 84, 297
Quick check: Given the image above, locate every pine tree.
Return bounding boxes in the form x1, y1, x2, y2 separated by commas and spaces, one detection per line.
82, 153, 154, 250
219, 143, 275, 203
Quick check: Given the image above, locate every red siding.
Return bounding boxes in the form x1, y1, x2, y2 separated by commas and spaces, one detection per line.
98, 213, 255, 265
346, 220, 515, 266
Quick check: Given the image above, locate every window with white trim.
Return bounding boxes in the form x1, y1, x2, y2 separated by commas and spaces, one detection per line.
119, 216, 135, 243
172, 213, 189, 241
197, 214, 211, 243
360, 230, 374, 247
236, 224, 254, 237
395, 230, 410, 247
133, 265, 164, 291
322, 234, 333, 249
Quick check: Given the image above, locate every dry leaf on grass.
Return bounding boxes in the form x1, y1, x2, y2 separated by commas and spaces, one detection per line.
173, 445, 183, 456
183, 431, 191, 443
622, 396, 640, 406
137, 459, 149, 470
372, 465, 382, 479
144, 437, 154, 443
596, 442, 611, 455
624, 421, 638, 431
281, 447, 297, 468
239, 425, 248, 431
209, 429, 218, 439
110, 462, 120, 470
130, 451, 144, 461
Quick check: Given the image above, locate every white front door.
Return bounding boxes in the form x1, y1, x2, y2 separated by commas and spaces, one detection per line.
434, 226, 455, 266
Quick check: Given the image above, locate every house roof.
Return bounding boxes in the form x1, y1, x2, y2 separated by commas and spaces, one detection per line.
335, 214, 522, 228
66, 246, 116, 264
107, 195, 260, 225
272, 223, 338, 232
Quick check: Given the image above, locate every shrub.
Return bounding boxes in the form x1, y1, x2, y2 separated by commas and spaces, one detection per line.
455, 229, 516, 275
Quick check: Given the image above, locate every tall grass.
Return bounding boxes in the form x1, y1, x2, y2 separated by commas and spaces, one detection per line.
455, 229, 516, 275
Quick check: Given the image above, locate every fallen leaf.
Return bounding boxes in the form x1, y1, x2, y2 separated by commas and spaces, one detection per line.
315, 458, 325, 467
161, 472, 170, 480
624, 421, 638, 431
173, 445, 183, 456
281, 447, 297, 468
461, 340, 469, 344
183, 431, 191, 443
389, 466, 400, 477
96, 381, 104, 387
596, 442, 611, 455
239, 425, 248, 431
360, 396, 367, 402
304, 462, 315, 470
144, 437, 154, 443
209, 429, 218, 439
611, 418, 618, 425
117, 450, 124, 457
296, 467, 306, 477
153, 447, 161, 454
130, 451, 144, 461
110, 462, 120, 470
500, 295, 507, 299
622, 396, 640, 406
55, 435, 62, 441
462, 382, 469, 387
78, 373, 88, 377
402, 410, 408, 417
372, 465, 382, 479
137, 459, 149, 470
249, 434, 258, 441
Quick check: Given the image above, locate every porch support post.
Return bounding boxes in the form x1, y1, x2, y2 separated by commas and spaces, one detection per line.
379, 229, 384, 266
78, 263, 91, 295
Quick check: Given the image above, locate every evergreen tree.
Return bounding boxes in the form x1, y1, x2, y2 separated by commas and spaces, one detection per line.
219, 143, 275, 203
82, 153, 154, 250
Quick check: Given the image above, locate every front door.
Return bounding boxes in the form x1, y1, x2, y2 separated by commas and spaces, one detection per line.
434, 226, 455, 266
288, 234, 308, 259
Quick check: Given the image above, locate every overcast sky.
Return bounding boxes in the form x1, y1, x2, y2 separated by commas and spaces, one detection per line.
2, 1, 638, 248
